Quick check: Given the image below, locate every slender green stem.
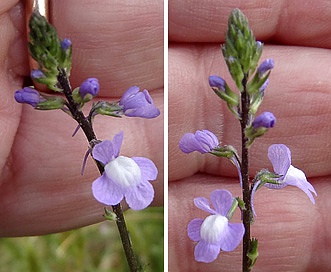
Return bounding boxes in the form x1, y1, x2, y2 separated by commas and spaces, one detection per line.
57, 70, 141, 272
240, 74, 252, 272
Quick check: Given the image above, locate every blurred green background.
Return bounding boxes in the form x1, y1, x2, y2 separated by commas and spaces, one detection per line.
0, 207, 163, 272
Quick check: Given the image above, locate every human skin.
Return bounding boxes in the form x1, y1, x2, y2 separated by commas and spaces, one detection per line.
169, 1, 331, 271
0, 0, 163, 236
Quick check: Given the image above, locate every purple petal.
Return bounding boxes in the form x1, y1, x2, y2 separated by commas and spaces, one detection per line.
219, 222, 245, 251
194, 197, 215, 214
120, 87, 160, 118
187, 218, 203, 241
195, 130, 219, 149
210, 189, 234, 216
91, 174, 124, 205
194, 240, 220, 263
179, 133, 199, 153
120, 86, 140, 104
112, 131, 124, 158
125, 179, 154, 210
268, 144, 291, 176
283, 165, 317, 204
92, 140, 115, 165
125, 104, 160, 118
132, 157, 158, 181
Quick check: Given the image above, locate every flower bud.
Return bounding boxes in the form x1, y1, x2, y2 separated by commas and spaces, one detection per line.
30, 69, 46, 79
79, 78, 100, 99
179, 130, 219, 154
257, 59, 274, 77
209, 75, 226, 91
252, 112, 276, 129
14, 87, 45, 107
61, 38, 71, 50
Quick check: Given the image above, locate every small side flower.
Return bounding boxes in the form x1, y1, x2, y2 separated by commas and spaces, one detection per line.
252, 112, 276, 129
14, 87, 46, 108
119, 86, 160, 118
14, 87, 66, 110
187, 189, 245, 263
179, 130, 219, 154
245, 112, 276, 147
91, 131, 158, 210
251, 144, 317, 216
79, 78, 100, 100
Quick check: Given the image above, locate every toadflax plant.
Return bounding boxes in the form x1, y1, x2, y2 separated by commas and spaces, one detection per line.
15, 11, 160, 272
179, 9, 317, 271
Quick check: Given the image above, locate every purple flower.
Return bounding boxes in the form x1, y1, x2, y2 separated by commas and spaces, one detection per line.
187, 189, 245, 263
119, 86, 160, 118
14, 87, 46, 107
252, 111, 276, 129
79, 78, 100, 99
257, 59, 274, 77
30, 69, 46, 79
61, 38, 72, 50
91, 131, 157, 210
251, 144, 317, 216
179, 130, 219, 154
209, 75, 226, 91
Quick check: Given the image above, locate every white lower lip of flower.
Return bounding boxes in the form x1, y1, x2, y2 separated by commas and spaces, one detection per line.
104, 156, 142, 187
200, 214, 228, 243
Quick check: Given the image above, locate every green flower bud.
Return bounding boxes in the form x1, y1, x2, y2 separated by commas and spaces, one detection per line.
222, 9, 262, 85
247, 238, 259, 269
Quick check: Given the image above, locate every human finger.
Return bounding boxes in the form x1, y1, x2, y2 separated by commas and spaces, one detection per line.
169, 44, 331, 181
169, 174, 331, 271
169, 0, 331, 48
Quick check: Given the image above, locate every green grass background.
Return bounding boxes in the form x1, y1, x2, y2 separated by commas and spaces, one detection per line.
0, 207, 164, 272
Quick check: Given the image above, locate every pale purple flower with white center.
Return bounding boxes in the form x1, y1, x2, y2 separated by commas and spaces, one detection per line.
209, 75, 226, 91
179, 130, 219, 154
252, 111, 276, 129
79, 78, 100, 99
91, 131, 157, 210
257, 59, 274, 77
119, 86, 160, 118
14, 87, 46, 108
251, 144, 317, 216
187, 189, 245, 263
